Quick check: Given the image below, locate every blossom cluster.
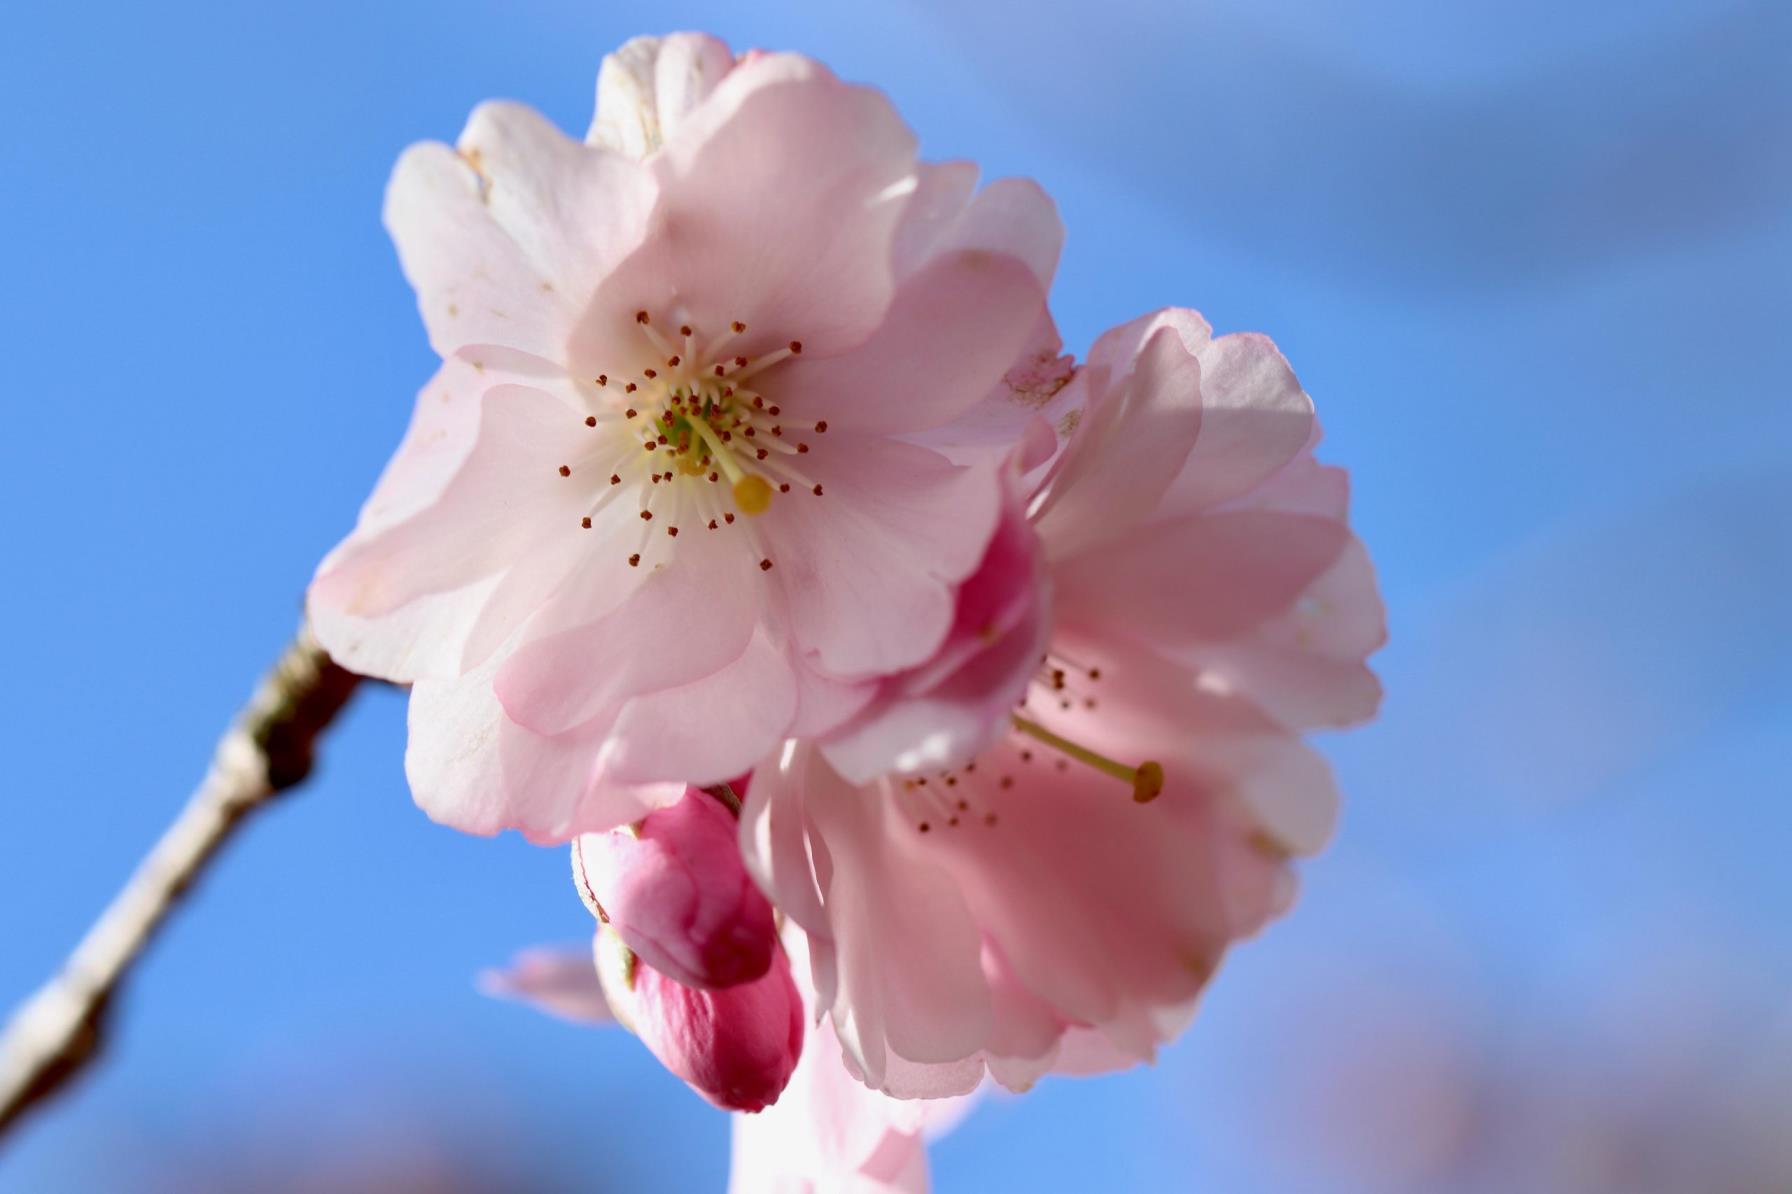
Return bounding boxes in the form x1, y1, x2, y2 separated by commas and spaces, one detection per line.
309, 32, 1383, 1191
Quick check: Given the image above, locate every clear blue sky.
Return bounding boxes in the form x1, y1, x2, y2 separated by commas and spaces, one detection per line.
3, 1, 1789, 1190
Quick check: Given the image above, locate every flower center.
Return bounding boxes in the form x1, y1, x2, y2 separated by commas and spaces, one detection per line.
894, 656, 1164, 835
560, 310, 831, 569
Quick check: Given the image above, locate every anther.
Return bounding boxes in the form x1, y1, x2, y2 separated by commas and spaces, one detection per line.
759, 558, 773, 571
610, 474, 621, 485
815, 420, 828, 433
812, 484, 823, 496
629, 553, 641, 567
756, 449, 769, 460
708, 519, 718, 530
667, 526, 679, 537
797, 443, 810, 454
724, 513, 735, 524
731, 321, 746, 334
643, 368, 657, 379
585, 415, 597, 427
625, 383, 638, 393
679, 324, 693, 337
635, 310, 650, 324
580, 516, 592, 529
558, 465, 571, 477
667, 355, 681, 366
626, 408, 638, 419
789, 340, 802, 354
596, 374, 608, 386
640, 510, 653, 521
778, 483, 791, 493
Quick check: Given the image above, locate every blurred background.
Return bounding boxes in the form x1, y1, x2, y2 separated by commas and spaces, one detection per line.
3, 0, 1788, 1190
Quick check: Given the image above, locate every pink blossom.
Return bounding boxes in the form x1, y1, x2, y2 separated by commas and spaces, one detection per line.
595, 927, 804, 1113
743, 309, 1385, 1097
571, 784, 775, 989
307, 33, 1061, 841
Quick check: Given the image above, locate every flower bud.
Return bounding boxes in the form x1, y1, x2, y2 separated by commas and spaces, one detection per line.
596, 927, 804, 1113
572, 784, 774, 989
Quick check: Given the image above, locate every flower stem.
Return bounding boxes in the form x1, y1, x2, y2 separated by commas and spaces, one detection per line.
0, 622, 361, 1142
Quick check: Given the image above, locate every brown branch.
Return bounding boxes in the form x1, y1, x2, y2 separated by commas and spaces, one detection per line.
0, 622, 362, 1141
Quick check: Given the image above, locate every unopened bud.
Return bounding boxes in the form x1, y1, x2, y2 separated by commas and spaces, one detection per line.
572, 784, 775, 989
595, 927, 803, 1113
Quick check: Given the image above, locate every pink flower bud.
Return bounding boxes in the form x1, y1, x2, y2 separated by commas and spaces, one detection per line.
572, 784, 775, 989
596, 927, 804, 1113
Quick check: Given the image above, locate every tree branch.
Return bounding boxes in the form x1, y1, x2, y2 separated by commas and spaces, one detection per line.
0, 623, 361, 1141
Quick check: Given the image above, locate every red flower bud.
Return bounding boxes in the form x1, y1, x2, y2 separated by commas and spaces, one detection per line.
572, 784, 774, 989
596, 927, 804, 1113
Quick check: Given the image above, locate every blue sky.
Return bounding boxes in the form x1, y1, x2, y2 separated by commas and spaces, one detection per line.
2, 1, 1788, 1190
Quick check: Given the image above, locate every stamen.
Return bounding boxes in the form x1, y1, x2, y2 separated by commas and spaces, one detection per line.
1010, 715, 1164, 803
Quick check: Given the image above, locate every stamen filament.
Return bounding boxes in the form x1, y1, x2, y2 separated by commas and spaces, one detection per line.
1010, 715, 1164, 803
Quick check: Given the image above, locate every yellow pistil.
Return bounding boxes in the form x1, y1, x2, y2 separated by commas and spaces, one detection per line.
732, 474, 773, 515
1011, 715, 1164, 803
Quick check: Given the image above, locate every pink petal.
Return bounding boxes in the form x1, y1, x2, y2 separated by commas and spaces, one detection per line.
780, 746, 991, 1093
603, 627, 800, 786
494, 540, 763, 737
455, 102, 657, 312
1033, 323, 1205, 559
309, 384, 594, 681
307, 360, 492, 680
892, 163, 1061, 289
581, 54, 918, 359
478, 943, 614, 1025
916, 711, 1313, 1064
729, 1007, 953, 1194
1154, 331, 1317, 519
384, 142, 571, 361
1179, 533, 1386, 730
759, 439, 1003, 678
891, 161, 979, 279
404, 659, 681, 842
1053, 510, 1354, 649
587, 33, 737, 156
739, 756, 831, 939
820, 496, 1049, 782
772, 249, 1048, 438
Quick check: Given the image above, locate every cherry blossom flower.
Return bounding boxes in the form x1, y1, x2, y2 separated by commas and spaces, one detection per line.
743, 309, 1385, 1097
307, 33, 1060, 841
